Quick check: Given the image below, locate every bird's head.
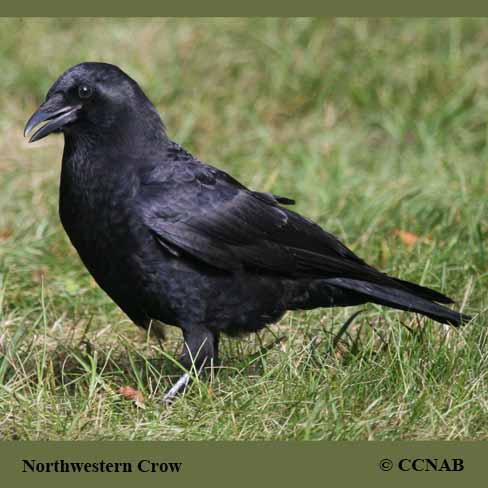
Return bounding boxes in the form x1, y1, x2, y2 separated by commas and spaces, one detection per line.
24, 62, 165, 145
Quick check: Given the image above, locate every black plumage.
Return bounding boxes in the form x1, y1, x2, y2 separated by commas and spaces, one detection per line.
24, 62, 471, 400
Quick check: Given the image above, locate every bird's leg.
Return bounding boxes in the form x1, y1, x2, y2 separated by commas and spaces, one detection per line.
163, 327, 218, 403
213, 331, 220, 364
163, 372, 191, 402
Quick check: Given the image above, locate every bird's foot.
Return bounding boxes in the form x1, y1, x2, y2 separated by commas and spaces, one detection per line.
163, 373, 190, 404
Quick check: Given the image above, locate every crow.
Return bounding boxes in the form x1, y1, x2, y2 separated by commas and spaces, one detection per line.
25, 62, 472, 401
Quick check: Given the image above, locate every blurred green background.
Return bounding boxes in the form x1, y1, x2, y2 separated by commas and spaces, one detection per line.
0, 18, 486, 440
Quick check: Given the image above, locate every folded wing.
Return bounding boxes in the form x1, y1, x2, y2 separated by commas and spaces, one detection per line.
139, 160, 452, 304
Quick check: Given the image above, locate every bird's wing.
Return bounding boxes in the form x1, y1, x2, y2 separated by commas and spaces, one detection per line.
138, 160, 452, 303
139, 160, 391, 281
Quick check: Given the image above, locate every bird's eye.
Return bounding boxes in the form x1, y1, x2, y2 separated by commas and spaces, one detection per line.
78, 85, 92, 99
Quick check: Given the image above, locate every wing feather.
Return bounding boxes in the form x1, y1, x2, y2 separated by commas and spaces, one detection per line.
138, 159, 452, 303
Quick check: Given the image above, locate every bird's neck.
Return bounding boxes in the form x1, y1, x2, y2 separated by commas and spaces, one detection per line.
64, 106, 171, 161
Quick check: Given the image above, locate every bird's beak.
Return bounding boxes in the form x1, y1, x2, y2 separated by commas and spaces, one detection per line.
24, 95, 81, 143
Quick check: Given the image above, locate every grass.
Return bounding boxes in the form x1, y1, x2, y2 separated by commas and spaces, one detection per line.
0, 18, 487, 440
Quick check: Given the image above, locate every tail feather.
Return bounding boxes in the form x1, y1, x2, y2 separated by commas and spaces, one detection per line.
324, 277, 471, 327
392, 277, 454, 304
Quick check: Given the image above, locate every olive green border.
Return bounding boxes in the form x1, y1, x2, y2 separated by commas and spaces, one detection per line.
0, 0, 487, 16
0, 441, 485, 486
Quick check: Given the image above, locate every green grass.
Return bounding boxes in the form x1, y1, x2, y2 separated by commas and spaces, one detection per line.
0, 18, 486, 440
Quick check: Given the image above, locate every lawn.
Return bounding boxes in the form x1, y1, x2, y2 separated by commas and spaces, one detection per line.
0, 18, 486, 440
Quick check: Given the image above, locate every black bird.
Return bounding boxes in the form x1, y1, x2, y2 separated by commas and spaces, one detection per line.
25, 62, 471, 400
